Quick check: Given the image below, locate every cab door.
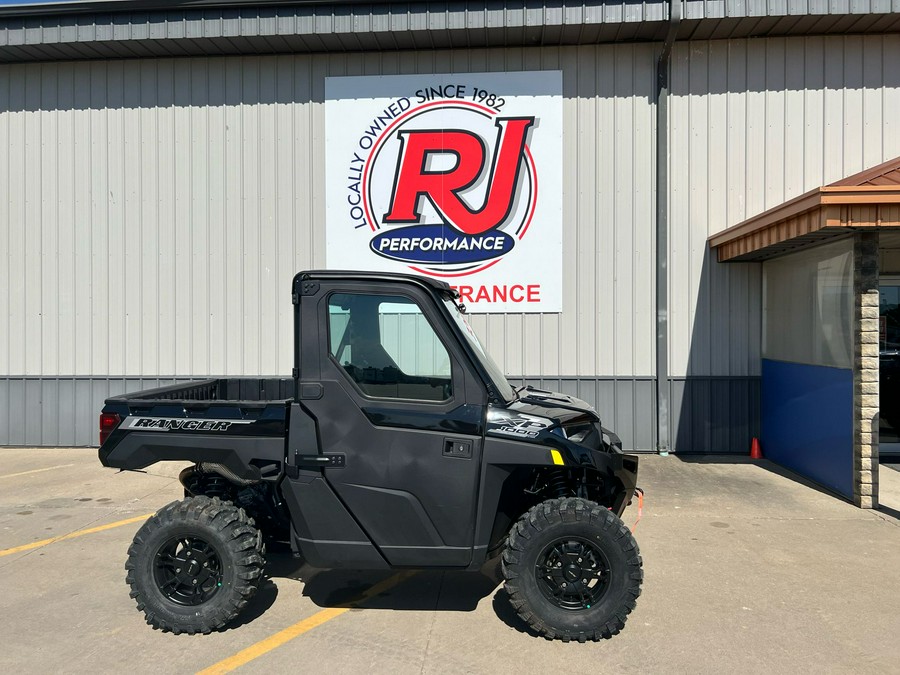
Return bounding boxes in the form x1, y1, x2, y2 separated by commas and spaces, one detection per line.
299, 282, 486, 567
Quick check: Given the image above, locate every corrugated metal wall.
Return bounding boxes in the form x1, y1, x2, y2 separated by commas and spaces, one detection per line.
0, 44, 660, 448
669, 35, 900, 376
669, 34, 900, 380
666, 33, 900, 452
4, 34, 900, 450
0, 375, 662, 450
0, 377, 193, 446
0, 45, 657, 381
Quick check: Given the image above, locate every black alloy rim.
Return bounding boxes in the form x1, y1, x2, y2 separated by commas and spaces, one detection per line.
153, 535, 223, 606
535, 536, 611, 611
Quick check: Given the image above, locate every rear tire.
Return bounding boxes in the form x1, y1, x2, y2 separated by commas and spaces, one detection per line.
502, 497, 642, 642
125, 496, 265, 635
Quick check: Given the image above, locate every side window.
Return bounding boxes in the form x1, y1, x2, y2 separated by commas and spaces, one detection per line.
327, 293, 452, 401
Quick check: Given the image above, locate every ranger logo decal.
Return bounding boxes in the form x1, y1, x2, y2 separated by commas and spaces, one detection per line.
122, 417, 253, 432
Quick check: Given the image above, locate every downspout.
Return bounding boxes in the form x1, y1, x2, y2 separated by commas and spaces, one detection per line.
655, 0, 681, 455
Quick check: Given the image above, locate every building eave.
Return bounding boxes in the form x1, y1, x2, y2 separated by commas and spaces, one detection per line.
1, 2, 899, 63
710, 186, 900, 263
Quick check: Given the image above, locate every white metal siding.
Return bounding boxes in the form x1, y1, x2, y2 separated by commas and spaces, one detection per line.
669, 33, 900, 378
6, 34, 900, 450
0, 44, 657, 381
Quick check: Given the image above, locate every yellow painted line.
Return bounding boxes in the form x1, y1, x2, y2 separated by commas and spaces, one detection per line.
196, 608, 350, 675
0, 463, 75, 479
197, 570, 417, 675
550, 448, 564, 465
0, 513, 153, 558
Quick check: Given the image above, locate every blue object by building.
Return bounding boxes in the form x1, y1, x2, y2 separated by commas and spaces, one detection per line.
761, 359, 853, 499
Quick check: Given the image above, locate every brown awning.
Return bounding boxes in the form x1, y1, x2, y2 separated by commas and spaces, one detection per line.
709, 157, 900, 262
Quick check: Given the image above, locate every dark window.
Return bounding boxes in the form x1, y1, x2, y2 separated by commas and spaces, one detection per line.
880, 284, 900, 444
328, 293, 452, 401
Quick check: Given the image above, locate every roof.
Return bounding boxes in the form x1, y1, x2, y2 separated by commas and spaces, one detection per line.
829, 156, 900, 187
709, 157, 900, 262
294, 270, 456, 296
1, 1, 900, 62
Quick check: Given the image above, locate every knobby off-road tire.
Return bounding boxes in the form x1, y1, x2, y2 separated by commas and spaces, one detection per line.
502, 497, 643, 642
125, 496, 265, 635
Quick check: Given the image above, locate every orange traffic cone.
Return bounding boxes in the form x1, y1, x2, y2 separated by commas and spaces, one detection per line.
750, 437, 763, 459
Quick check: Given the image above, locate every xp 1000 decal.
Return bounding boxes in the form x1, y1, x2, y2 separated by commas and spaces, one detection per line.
325, 73, 562, 313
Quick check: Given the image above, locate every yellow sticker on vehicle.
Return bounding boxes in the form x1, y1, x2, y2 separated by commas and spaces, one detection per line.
550, 448, 564, 465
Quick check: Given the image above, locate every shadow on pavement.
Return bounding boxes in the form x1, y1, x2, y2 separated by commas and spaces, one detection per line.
676, 454, 900, 522
673, 454, 853, 502
299, 568, 500, 611
491, 588, 539, 637
226, 579, 279, 630
876, 460, 900, 521
262, 540, 504, 613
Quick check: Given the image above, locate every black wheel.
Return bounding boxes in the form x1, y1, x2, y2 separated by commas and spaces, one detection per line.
125, 496, 265, 635
502, 497, 642, 642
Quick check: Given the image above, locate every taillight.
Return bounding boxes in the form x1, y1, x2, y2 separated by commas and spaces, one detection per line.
99, 413, 121, 446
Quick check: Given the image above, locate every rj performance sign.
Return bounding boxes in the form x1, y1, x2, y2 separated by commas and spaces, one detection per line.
325, 72, 563, 313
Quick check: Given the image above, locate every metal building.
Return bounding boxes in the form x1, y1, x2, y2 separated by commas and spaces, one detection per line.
1, 1, 899, 506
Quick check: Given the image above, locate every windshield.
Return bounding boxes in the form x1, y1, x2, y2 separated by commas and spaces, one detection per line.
442, 299, 516, 402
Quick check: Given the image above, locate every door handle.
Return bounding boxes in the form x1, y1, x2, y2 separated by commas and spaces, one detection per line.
294, 453, 346, 468
443, 439, 472, 459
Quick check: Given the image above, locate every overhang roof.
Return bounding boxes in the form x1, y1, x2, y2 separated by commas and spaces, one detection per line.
709, 157, 900, 263
1, 2, 900, 62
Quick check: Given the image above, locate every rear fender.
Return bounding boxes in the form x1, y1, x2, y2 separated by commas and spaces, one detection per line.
99, 432, 285, 481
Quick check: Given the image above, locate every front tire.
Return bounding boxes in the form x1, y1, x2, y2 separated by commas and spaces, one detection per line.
502, 497, 642, 642
125, 496, 265, 634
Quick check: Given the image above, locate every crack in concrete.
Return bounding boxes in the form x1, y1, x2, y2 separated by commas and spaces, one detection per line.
647, 514, 888, 523
871, 510, 900, 528
419, 572, 443, 675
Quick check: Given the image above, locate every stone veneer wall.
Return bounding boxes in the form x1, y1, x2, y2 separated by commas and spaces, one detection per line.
855, 232, 879, 509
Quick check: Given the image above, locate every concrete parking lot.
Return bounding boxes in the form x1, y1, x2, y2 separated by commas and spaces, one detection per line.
2, 449, 899, 675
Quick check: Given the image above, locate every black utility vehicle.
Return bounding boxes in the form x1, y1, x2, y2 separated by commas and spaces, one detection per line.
99, 271, 642, 642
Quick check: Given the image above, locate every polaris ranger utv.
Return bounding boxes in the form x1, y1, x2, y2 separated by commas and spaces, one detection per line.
99, 270, 642, 642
